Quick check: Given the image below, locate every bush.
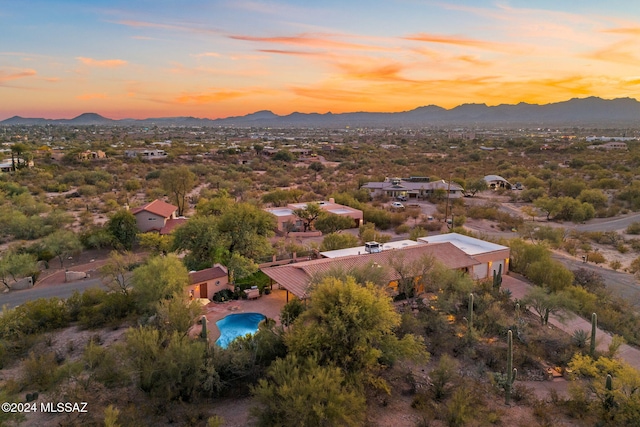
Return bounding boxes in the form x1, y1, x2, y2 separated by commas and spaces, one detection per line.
395, 224, 410, 234
212, 289, 235, 302
586, 251, 606, 264
626, 222, 640, 235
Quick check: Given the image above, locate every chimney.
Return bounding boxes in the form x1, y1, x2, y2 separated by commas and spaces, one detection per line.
329, 197, 335, 204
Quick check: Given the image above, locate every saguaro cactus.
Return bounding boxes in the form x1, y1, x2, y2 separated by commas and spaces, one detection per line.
590, 313, 597, 357
493, 264, 503, 291
505, 329, 518, 406
604, 374, 614, 410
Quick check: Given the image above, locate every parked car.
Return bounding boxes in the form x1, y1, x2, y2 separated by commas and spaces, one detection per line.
391, 202, 405, 209
397, 195, 408, 201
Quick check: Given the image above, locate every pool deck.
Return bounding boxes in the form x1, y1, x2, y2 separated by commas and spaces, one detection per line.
191, 286, 289, 343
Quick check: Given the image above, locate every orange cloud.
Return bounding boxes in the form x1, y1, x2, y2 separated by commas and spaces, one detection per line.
335, 60, 412, 82
76, 57, 127, 68
0, 68, 37, 83
258, 49, 318, 57
292, 86, 375, 103
192, 52, 221, 58
584, 41, 639, 65
76, 93, 108, 100
230, 33, 384, 51
602, 27, 640, 36
404, 33, 515, 52
175, 89, 263, 104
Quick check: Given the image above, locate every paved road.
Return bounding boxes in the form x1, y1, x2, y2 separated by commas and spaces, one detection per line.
549, 252, 640, 308
0, 277, 107, 311
574, 212, 640, 232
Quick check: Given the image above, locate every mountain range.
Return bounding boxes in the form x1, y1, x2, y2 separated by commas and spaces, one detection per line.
2, 97, 639, 127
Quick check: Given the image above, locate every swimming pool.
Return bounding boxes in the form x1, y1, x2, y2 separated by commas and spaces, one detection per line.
215, 312, 266, 348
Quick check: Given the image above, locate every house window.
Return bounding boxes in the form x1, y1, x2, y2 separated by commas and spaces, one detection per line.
215, 280, 220, 286
148, 217, 156, 221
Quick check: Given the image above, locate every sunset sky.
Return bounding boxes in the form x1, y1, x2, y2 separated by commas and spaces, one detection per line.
2, 0, 640, 120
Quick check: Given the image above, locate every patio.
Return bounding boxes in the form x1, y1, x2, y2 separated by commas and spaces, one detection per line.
192, 287, 289, 343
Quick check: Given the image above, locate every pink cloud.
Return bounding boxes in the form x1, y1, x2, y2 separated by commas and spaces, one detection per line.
0, 68, 37, 84
76, 57, 127, 68
76, 93, 108, 100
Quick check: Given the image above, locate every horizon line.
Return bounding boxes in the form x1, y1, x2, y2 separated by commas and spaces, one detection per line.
1, 95, 638, 122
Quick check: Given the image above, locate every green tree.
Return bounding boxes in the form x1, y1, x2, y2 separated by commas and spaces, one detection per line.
154, 296, 203, 336
578, 189, 608, 209
251, 354, 366, 427
314, 214, 355, 234
526, 259, 574, 291
99, 251, 138, 294
124, 327, 213, 402
131, 254, 189, 312
359, 222, 391, 244
319, 232, 359, 251
292, 202, 323, 232
105, 209, 138, 250
161, 166, 196, 216
43, 229, 82, 268
226, 252, 258, 282
522, 286, 577, 325
285, 277, 427, 385
171, 216, 226, 270
0, 250, 37, 290
217, 203, 275, 260
388, 252, 436, 300
272, 150, 293, 162
262, 189, 304, 207
463, 178, 488, 197
138, 232, 173, 255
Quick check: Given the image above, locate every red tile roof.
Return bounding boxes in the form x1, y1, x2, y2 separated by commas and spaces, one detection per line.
189, 265, 228, 285
262, 242, 480, 299
160, 218, 187, 235
131, 199, 177, 218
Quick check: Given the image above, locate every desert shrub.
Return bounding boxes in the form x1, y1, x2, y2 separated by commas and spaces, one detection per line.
572, 268, 605, 292
83, 341, 130, 387
395, 224, 410, 234
21, 351, 65, 391
626, 222, 640, 235
430, 354, 459, 401
212, 289, 235, 302
280, 298, 306, 327
0, 298, 70, 340
610, 260, 622, 271
586, 251, 606, 264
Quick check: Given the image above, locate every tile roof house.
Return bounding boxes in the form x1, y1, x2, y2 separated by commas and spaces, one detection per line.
418, 233, 510, 280
130, 199, 179, 233
265, 198, 363, 233
262, 241, 481, 300
187, 264, 229, 300
361, 178, 463, 200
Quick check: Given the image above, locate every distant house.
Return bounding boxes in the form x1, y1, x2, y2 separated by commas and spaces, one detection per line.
124, 148, 167, 159
0, 160, 12, 173
361, 177, 463, 199
265, 199, 363, 233
587, 142, 628, 150
130, 199, 179, 232
78, 150, 106, 160
187, 264, 229, 300
483, 175, 512, 190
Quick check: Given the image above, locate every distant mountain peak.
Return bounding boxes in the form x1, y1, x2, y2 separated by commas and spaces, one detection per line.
2, 96, 639, 127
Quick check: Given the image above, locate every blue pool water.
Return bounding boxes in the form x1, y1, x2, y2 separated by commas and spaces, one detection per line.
215, 312, 266, 348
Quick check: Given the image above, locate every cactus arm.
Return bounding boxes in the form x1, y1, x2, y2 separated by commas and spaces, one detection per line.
590, 313, 597, 357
